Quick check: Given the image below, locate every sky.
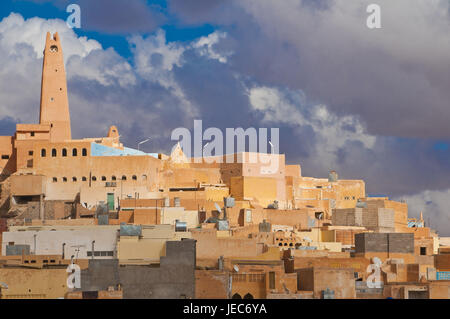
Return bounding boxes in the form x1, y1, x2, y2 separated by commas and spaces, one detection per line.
0, 0, 449, 235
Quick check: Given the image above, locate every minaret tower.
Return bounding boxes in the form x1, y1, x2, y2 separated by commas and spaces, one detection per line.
39, 32, 72, 141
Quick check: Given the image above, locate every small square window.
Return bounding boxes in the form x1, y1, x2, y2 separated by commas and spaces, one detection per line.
30, 132, 35, 137
28, 151, 33, 156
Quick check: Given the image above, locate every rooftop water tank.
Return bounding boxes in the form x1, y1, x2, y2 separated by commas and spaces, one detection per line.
175, 220, 187, 232
328, 170, 338, 182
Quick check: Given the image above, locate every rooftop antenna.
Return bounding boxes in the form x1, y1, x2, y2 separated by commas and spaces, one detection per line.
137, 137, 151, 151
214, 202, 222, 214
203, 143, 209, 161
214, 202, 224, 219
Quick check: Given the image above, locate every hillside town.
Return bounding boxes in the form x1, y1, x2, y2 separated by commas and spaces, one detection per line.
0, 32, 449, 299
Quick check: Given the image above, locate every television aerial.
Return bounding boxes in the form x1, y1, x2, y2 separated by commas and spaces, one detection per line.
214, 202, 222, 214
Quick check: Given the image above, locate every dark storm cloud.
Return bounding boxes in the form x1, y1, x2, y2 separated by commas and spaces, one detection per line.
1, 7, 449, 233
167, 0, 226, 24
81, 0, 166, 34
168, 0, 450, 139
0, 117, 17, 135
25, 0, 166, 33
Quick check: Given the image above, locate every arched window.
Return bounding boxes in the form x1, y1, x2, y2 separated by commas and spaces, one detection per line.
92, 176, 97, 181
132, 175, 137, 181
72, 177, 77, 182
102, 176, 106, 181
52, 177, 57, 183
121, 175, 127, 181
62, 177, 67, 182
232, 293, 242, 299
142, 175, 147, 181
82, 177, 87, 181
112, 176, 116, 181
243, 293, 254, 299
52, 149, 57, 157
62, 148, 67, 157
41, 149, 46, 157
82, 148, 87, 156
72, 148, 77, 156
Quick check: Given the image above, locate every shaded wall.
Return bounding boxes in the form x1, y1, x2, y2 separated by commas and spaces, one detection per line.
79, 238, 196, 299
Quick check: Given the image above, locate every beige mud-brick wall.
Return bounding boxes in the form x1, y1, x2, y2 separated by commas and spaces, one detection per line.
117, 236, 166, 263
429, 281, 450, 299
0, 267, 68, 298
231, 272, 267, 299
195, 270, 229, 298
131, 209, 159, 225
285, 165, 301, 178
14, 124, 51, 171
10, 174, 46, 196
230, 176, 277, 207
162, 167, 222, 189
264, 209, 312, 229
0, 136, 14, 176
414, 237, 435, 256
366, 199, 408, 231
161, 207, 199, 229
293, 257, 371, 280
192, 228, 265, 259
297, 267, 356, 299
33, 140, 162, 202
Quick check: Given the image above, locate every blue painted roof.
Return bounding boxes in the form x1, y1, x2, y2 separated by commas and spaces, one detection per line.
408, 221, 424, 228
90, 142, 158, 158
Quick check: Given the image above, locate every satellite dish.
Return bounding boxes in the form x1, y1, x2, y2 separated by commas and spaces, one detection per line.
214, 202, 222, 213
233, 265, 239, 272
